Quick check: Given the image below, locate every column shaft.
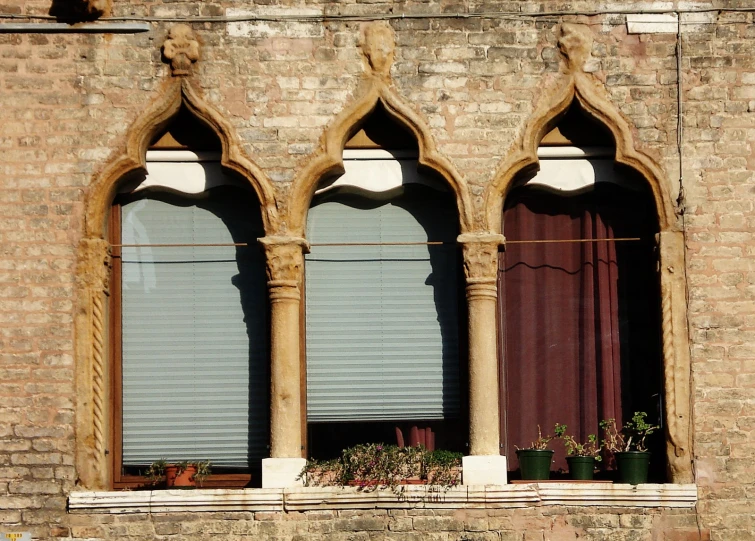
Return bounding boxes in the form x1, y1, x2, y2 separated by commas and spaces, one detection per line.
260, 236, 309, 459
459, 233, 505, 456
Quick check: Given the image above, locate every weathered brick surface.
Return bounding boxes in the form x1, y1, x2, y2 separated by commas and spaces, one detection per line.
1, 1, 754, 540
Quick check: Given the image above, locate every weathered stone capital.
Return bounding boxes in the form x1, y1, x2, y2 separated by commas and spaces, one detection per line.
259, 236, 310, 285
557, 23, 599, 73
163, 24, 200, 77
458, 233, 505, 283
360, 22, 395, 78
77, 237, 111, 293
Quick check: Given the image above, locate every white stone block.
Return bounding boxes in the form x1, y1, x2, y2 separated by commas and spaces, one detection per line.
462, 455, 508, 486
262, 458, 307, 488
626, 14, 678, 34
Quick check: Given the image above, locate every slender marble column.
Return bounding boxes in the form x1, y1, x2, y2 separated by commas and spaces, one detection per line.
458, 233, 505, 456
259, 236, 309, 459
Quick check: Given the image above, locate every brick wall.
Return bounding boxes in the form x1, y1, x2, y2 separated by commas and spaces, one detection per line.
1, 1, 754, 540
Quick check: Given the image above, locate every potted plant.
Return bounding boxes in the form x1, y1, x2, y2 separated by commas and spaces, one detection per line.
600, 412, 659, 485
146, 459, 211, 488
515, 425, 557, 480
554, 424, 602, 480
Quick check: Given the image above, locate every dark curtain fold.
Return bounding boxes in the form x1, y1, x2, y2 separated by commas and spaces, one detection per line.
500, 189, 623, 472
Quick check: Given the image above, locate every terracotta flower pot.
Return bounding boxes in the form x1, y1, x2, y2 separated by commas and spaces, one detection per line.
165, 464, 197, 488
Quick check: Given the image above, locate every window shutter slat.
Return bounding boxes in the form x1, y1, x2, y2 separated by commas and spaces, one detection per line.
121, 196, 267, 468
305, 187, 460, 422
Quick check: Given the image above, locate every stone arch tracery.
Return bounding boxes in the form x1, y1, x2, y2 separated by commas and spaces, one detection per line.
75, 78, 278, 489
483, 23, 692, 483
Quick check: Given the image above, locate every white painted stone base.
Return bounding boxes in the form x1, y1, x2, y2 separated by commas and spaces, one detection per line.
262, 458, 307, 488
462, 455, 508, 486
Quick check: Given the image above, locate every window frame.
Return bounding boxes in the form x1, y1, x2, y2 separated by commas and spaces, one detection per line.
107, 162, 272, 489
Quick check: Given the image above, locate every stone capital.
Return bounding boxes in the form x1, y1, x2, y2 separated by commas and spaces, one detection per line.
259, 236, 310, 285
458, 233, 505, 283
163, 24, 201, 77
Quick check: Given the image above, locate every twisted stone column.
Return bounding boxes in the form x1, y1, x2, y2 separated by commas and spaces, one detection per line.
458, 233, 505, 457
658, 230, 693, 483
74, 237, 111, 489
259, 236, 309, 460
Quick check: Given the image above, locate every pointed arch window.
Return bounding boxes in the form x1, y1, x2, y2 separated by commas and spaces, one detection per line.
498, 104, 664, 479
110, 110, 269, 488
304, 107, 466, 457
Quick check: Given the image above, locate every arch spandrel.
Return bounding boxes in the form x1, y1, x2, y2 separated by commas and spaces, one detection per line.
286, 79, 475, 237
84, 78, 279, 239
484, 72, 677, 236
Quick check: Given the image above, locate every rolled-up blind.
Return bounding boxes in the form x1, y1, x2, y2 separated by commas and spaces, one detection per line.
121, 191, 267, 467
305, 186, 460, 422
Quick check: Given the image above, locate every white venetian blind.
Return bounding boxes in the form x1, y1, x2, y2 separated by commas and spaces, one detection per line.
305, 185, 461, 422
121, 189, 268, 468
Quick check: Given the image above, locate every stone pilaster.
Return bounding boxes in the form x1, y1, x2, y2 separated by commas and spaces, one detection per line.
259, 236, 309, 460
74, 237, 111, 489
458, 233, 505, 457
658, 230, 694, 483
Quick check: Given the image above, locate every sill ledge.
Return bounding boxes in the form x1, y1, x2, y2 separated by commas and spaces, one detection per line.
68, 483, 697, 514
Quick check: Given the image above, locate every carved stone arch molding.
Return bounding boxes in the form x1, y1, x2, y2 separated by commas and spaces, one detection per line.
484, 68, 693, 483
285, 78, 475, 236
75, 78, 278, 489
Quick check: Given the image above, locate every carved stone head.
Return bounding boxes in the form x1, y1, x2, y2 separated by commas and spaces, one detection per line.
162, 24, 201, 77
82, 0, 111, 17
557, 23, 598, 73
360, 22, 395, 77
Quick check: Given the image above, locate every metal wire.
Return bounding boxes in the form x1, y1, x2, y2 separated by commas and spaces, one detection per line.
111, 237, 641, 248
0, 7, 752, 24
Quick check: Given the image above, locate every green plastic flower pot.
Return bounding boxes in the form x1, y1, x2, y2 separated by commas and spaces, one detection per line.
615, 451, 651, 485
516, 449, 554, 480
566, 456, 597, 480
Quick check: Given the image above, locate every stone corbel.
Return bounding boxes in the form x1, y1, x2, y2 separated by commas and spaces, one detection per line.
659, 231, 694, 483
162, 24, 200, 77
74, 237, 112, 489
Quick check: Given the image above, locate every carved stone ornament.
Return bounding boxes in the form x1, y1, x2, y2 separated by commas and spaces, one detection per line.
163, 24, 200, 77
458, 233, 505, 281
259, 236, 310, 284
360, 22, 396, 77
557, 23, 599, 73
81, 0, 111, 17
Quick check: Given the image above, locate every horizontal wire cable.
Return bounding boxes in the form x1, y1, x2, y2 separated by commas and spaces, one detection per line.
111, 237, 641, 248
0, 7, 752, 24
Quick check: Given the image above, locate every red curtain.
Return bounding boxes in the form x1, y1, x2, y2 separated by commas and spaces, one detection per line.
499, 190, 623, 472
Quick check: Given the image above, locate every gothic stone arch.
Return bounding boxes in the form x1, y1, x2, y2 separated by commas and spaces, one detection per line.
483, 70, 693, 484
75, 78, 278, 488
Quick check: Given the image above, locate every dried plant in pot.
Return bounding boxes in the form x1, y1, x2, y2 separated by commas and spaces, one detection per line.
553, 424, 602, 480
600, 412, 659, 485
146, 459, 212, 488
515, 425, 557, 481
298, 443, 461, 491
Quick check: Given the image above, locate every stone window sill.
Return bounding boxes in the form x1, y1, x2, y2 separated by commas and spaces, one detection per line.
68, 483, 697, 513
